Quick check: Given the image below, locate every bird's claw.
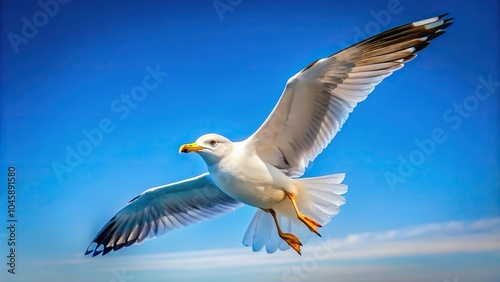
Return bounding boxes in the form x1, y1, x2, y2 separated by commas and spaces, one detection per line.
281, 232, 302, 255
301, 215, 322, 237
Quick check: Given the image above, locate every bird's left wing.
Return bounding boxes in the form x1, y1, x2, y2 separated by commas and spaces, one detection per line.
245, 14, 452, 177
85, 173, 242, 256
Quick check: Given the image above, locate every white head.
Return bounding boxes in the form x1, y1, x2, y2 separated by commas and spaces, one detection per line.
179, 133, 233, 165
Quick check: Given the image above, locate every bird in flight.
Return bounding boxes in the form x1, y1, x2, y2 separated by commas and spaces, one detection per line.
86, 14, 452, 256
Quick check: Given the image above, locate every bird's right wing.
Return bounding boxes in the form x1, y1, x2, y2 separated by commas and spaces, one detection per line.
85, 173, 242, 256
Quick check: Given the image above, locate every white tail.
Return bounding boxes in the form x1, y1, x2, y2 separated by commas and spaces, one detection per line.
242, 173, 347, 253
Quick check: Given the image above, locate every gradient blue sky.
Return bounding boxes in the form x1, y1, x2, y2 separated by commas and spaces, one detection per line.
1, 0, 499, 281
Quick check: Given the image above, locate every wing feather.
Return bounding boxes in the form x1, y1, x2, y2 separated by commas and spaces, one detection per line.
85, 173, 242, 256
246, 14, 452, 176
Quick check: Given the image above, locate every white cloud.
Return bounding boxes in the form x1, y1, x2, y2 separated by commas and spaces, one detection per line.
44, 217, 500, 275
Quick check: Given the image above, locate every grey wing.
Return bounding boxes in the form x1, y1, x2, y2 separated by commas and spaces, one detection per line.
246, 14, 452, 177
85, 173, 242, 256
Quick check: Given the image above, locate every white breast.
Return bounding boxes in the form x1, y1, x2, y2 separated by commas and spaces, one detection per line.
209, 142, 293, 209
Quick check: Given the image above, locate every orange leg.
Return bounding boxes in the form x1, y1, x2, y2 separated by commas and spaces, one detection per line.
261, 208, 302, 255
286, 192, 322, 237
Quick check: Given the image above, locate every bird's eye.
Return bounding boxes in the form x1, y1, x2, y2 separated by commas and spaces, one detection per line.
209, 139, 217, 146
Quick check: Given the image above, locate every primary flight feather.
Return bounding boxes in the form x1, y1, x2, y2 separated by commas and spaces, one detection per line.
86, 14, 452, 256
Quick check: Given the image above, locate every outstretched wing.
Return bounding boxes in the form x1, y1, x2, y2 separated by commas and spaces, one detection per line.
245, 14, 452, 177
85, 173, 242, 256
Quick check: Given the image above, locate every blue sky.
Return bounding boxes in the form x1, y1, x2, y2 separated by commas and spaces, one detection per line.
1, 0, 499, 281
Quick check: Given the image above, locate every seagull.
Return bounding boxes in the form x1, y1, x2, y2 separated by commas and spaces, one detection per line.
86, 14, 452, 256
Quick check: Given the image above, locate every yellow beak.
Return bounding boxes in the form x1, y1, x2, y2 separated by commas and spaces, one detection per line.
179, 142, 203, 153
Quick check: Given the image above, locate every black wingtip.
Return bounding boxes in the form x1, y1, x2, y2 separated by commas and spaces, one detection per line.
413, 41, 431, 53
85, 242, 98, 256
102, 246, 113, 256
427, 30, 447, 41
438, 13, 450, 19
86, 242, 105, 257
440, 22, 454, 30
92, 250, 102, 257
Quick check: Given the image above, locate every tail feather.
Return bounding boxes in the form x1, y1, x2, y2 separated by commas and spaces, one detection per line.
298, 173, 347, 225
243, 209, 294, 253
242, 210, 272, 252
242, 173, 347, 253
269, 215, 293, 252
